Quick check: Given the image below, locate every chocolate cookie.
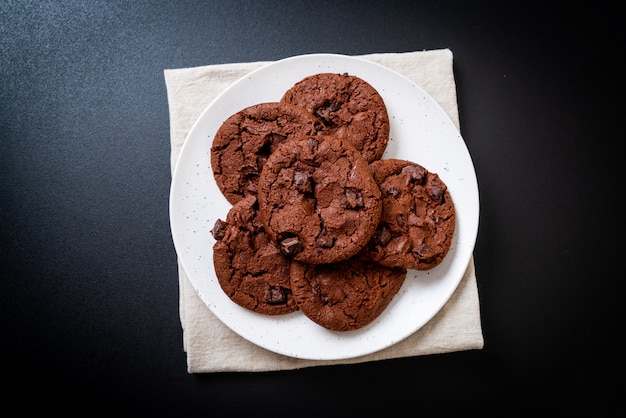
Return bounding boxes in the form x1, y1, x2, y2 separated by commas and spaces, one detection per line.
281, 73, 389, 163
210, 195, 297, 315
211, 102, 324, 204
363, 159, 456, 270
290, 256, 407, 331
257, 134, 382, 265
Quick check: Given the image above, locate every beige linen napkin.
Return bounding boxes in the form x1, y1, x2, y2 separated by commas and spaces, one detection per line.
165, 49, 484, 373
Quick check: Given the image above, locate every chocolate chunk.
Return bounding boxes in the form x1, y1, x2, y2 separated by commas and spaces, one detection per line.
294, 170, 311, 193
401, 164, 426, 183
385, 186, 400, 197
314, 104, 330, 123
413, 243, 431, 257
408, 213, 421, 226
341, 190, 364, 209
372, 226, 392, 246
210, 219, 227, 240
266, 287, 286, 304
428, 181, 445, 201
253, 231, 271, 249
316, 235, 334, 248
280, 236, 303, 256
307, 137, 319, 151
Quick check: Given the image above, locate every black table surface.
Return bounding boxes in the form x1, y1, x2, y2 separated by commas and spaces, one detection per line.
2, 1, 623, 414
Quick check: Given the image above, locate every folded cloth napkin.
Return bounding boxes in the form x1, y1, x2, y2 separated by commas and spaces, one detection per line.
165, 49, 484, 373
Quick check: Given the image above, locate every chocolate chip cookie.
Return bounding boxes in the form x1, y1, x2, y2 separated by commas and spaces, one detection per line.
210, 195, 297, 315
281, 73, 389, 163
211, 102, 324, 204
362, 159, 456, 270
290, 256, 407, 331
257, 134, 382, 265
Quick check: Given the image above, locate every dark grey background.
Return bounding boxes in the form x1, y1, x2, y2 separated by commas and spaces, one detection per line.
2, 1, 622, 414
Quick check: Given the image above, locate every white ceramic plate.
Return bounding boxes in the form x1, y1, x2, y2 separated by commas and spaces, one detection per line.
169, 53, 479, 360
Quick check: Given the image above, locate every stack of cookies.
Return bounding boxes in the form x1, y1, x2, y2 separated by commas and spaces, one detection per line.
210, 73, 456, 332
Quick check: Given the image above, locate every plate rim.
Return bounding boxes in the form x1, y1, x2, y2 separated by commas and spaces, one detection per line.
169, 52, 479, 360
